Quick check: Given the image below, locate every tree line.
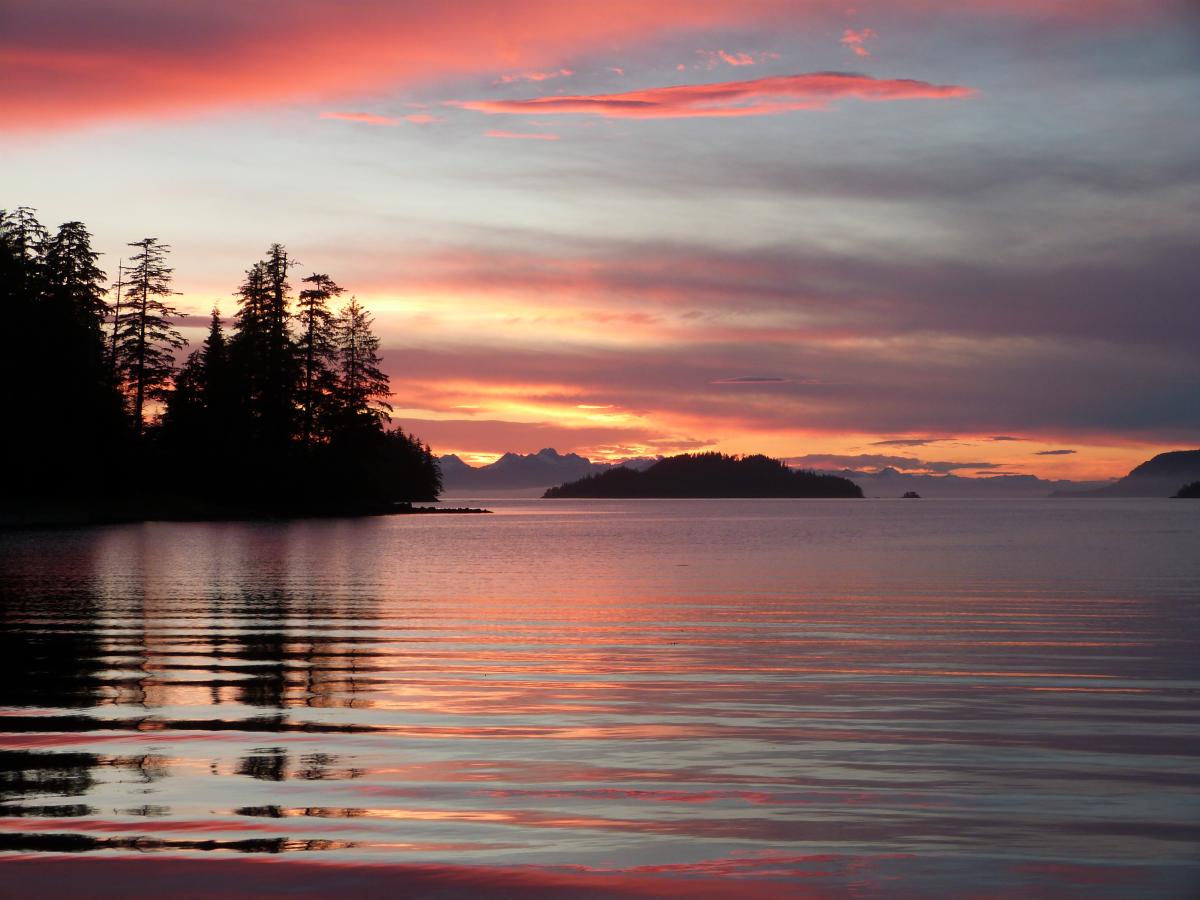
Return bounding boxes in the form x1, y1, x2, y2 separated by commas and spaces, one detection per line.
543, 452, 863, 498
1, 207, 440, 514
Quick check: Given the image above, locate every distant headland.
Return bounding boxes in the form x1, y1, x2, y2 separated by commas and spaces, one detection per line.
1052, 450, 1200, 498
543, 452, 863, 499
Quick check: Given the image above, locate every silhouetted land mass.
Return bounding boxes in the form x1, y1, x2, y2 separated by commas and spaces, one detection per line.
826, 467, 1113, 499
543, 453, 863, 499
1174, 481, 1200, 499
1051, 450, 1200, 498
1, 207, 447, 527
440, 447, 659, 495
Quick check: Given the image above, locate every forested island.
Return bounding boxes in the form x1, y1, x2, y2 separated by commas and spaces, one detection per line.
1, 207, 441, 525
543, 453, 863, 499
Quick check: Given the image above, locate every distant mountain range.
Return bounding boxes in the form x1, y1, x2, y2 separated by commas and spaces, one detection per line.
1050, 450, 1200, 498
438, 448, 656, 495
824, 467, 1113, 499
439, 447, 1200, 499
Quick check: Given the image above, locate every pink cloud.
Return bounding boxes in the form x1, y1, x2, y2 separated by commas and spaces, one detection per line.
692, 49, 781, 71
1, 1, 1166, 131
717, 50, 756, 66
320, 111, 440, 125
455, 72, 975, 120
319, 110, 400, 126
485, 129, 561, 140
841, 28, 877, 57
496, 68, 575, 84
1, 1, 772, 132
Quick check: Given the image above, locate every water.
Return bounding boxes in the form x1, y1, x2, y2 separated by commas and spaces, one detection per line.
1, 499, 1198, 898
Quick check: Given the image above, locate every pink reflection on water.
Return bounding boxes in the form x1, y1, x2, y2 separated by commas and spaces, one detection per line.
0, 856, 848, 899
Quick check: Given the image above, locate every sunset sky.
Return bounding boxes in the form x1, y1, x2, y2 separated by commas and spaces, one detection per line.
4, 1, 1198, 479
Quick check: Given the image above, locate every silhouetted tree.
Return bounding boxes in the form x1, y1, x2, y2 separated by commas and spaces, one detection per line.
200, 307, 231, 424
0, 206, 48, 298
228, 247, 298, 452
160, 347, 206, 436
42, 221, 125, 455
161, 307, 233, 459
114, 238, 185, 432
0, 208, 47, 427
295, 273, 341, 447
334, 296, 392, 430
262, 243, 296, 444
0, 208, 46, 488
106, 260, 125, 383
1, 210, 128, 496
43, 221, 108, 330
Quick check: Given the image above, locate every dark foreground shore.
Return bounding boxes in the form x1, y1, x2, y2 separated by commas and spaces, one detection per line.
0, 498, 490, 529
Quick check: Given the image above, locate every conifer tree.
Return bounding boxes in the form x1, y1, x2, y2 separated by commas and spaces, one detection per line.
161, 308, 230, 461
0, 206, 48, 298
115, 238, 186, 432
334, 297, 392, 429
0, 208, 47, 484
198, 306, 234, 442
2, 211, 128, 494
228, 247, 297, 450
161, 347, 206, 435
296, 273, 342, 446
106, 261, 125, 383
201, 307, 229, 405
44, 221, 108, 332
42, 221, 123, 439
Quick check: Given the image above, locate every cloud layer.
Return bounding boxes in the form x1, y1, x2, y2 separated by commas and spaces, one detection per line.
6, 0, 1196, 480
454, 72, 974, 119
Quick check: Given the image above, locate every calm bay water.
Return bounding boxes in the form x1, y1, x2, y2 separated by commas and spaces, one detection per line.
1, 499, 1198, 898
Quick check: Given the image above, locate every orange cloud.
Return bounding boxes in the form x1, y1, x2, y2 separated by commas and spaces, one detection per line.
485, 129, 560, 140
319, 110, 400, 125
454, 72, 975, 120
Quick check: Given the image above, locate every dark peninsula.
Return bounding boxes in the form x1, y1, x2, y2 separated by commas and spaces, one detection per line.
1174, 481, 1200, 499
1, 207, 461, 528
543, 452, 863, 499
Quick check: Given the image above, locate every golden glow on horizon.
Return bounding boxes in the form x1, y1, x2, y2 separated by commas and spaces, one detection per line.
161, 283, 1173, 482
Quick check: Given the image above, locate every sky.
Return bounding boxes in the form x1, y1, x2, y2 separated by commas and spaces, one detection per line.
4, 0, 1198, 479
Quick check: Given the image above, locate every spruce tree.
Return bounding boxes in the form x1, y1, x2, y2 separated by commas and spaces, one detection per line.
0, 208, 47, 490
1, 206, 48, 298
115, 238, 186, 432
201, 307, 230, 415
161, 308, 230, 464
43, 221, 125, 449
44, 221, 108, 332
334, 297, 392, 430
296, 273, 342, 446
228, 247, 298, 451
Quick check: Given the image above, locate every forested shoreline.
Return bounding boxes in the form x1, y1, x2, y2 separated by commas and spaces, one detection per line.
544, 453, 863, 499
1, 207, 441, 524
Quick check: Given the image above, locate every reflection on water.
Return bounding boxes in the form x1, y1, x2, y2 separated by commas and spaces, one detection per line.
1, 500, 1198, 897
